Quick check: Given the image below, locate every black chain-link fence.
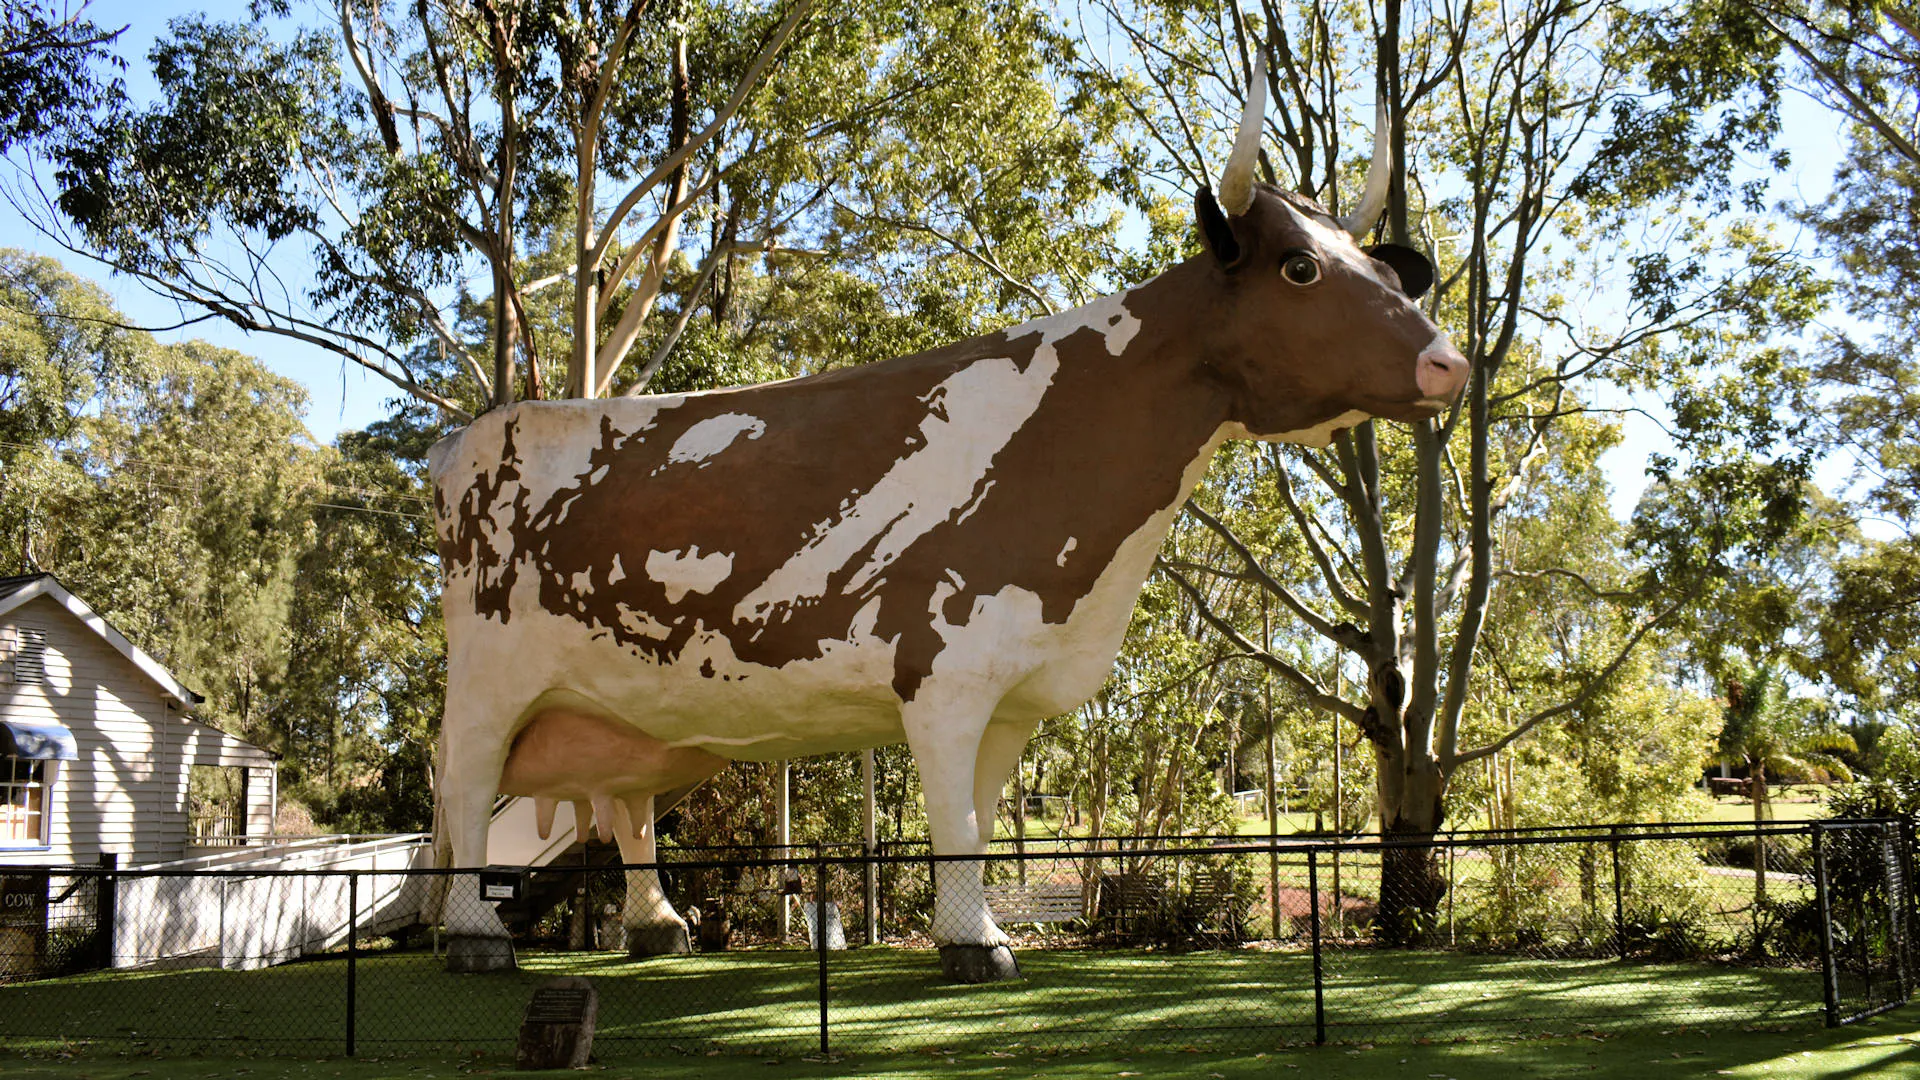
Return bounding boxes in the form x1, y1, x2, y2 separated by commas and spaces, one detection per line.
1, 819, 1909, 1059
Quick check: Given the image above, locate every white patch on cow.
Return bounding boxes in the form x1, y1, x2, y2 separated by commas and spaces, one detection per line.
570, 569, 595, 596
615, 603, 672, 640
665, 413, 765, 467
1221, 409, 1372, 449
733, 352, 1060, 626
952, 479, 995, 525
607, 554, 627, 584
668, 732, 785, 748
646, 547, 734, 604
1005, 291, 1141, 356
1055, 537, 1077, 567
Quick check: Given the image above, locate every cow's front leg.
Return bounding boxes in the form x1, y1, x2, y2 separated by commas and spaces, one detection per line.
903, 698, 1020, 983
974, 720, 1038, 848
612, 794, 692, 956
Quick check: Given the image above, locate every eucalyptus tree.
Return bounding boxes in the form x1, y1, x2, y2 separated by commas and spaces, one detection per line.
0, 1, 123, 154
1799, 133, 1920, 715
36, 0, 1122, 420
1079, 0, 1824, 933
1633, 0, 1920, 715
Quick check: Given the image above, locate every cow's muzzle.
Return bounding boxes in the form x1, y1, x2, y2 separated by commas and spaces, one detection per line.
1416, 337, 1469, 405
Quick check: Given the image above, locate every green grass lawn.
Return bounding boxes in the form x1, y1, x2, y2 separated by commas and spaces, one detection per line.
1698, 789, 1836, 825
1, 1005, 1914, 1079
0, 945, 1828, 1062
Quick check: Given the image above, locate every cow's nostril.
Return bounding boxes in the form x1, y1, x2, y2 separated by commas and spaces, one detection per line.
1416, 347, 1469, 401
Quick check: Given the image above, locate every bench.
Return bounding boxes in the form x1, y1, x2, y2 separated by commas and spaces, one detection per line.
985, 881, 1086, 925
1182, 868, 1244, 944
1097, 872, 1169, 941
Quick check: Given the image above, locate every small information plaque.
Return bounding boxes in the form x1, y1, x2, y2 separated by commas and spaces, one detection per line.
516, 977, 597, 1070
479, 867, 524, 903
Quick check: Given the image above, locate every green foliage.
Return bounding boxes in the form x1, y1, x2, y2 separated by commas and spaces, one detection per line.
0, 2, 123, 154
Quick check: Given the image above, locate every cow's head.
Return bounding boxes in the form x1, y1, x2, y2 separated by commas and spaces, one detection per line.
1191, 54, 1467, 442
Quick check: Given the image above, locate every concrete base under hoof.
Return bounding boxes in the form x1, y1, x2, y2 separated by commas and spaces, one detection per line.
939, 944, 1021, 984
445, 935, 517, 973
627, 923, 693, 957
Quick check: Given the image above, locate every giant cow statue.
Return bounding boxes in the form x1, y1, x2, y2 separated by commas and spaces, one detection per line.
427, 61, 1468, 981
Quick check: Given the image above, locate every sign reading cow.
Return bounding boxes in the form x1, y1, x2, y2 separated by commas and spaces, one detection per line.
428, 59, 1468, 981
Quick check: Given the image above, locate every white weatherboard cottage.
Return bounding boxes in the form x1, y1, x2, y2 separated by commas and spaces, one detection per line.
0, 573, 277, 867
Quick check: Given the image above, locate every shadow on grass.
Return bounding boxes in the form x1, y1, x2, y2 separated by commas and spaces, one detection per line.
0, 944, 1835, 1061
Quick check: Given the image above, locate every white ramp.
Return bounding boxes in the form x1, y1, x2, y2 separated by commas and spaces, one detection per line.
486, 796, 580, 866
114, 834, 429, 971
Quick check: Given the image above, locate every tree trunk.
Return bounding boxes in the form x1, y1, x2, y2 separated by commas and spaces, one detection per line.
1375, 746, 1448, 943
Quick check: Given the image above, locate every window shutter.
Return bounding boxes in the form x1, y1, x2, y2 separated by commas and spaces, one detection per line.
12, 628, 47, 684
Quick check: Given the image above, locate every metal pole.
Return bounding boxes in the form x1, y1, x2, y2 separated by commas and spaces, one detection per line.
778, 760, 791, 940
1331, 659, 1342, 934
815, 846, 829, 1056
347, 871, 359, 1056
1446, 838, 1456, 946
1264, 596, 1279, 939
1814, 825, 1838, 1027
1308, 847, 1326, 1045
1611, 826, 1627, 961
95, 852, 117, 970
1901, 818, 1917, 1002
1014, 753, 1027, 886
863, 749, 878, 945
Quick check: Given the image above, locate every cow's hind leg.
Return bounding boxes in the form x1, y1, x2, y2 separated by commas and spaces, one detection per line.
612, 795, 692, 956
903, 696, 1020, 983
440, 681, 518, 973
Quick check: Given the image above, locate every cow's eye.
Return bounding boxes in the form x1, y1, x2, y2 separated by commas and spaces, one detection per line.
1281, 253, 1321, 286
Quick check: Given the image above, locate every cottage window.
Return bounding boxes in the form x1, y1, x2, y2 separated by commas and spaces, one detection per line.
1, 757, 51, 846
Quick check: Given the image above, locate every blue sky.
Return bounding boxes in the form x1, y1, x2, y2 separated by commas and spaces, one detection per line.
0, 0, 1861, 526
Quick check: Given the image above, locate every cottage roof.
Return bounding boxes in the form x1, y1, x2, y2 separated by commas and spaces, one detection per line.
0, 572, 203, 711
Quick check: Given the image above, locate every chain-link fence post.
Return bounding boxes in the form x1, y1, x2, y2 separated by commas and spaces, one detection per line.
1903, 817, 1918, 1001
1308, 846, 1325, 1045
815, 845, 829, 1056
1610, 826, 1626, 961
1886, 823, 1910, 1004
94, 852, 117, 970
1813, 823, 1838, 1027
346, 870, 358, 1056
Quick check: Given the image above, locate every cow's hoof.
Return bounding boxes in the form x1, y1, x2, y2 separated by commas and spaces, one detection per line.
445, 935, 517, 973
626, 923, 692, 957
939, 944, 1021, 983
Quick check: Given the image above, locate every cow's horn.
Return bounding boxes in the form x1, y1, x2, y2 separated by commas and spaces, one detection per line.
1338, 99, 1392, 239
1218, 49, 1269, 216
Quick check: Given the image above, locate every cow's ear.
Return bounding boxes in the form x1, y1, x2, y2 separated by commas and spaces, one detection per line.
1196, 185, 1244, 269
1366, 243, 1434, 299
